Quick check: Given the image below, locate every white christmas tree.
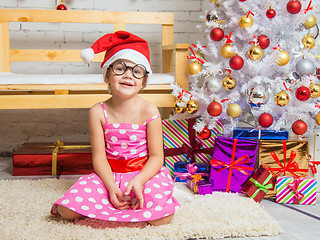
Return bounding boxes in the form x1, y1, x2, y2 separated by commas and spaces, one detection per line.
171, 0, 320, 137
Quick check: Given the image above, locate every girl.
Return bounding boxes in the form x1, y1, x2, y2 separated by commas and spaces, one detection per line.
51, 31, 180, 226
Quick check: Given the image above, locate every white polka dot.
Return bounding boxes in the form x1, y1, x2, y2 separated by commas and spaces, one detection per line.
143, 211, 152, 218
92, 180, 100, 184
61, 199, 69, 205
111, 136, 118, 142
122, 214, 130, 219
124, 182, 129, 187
144, 188, 151, 194
107, 143, 110, 149
153, 183, 160, 188
164, 191, 171, 195
130, 135, 137, 141
154, 174, 159, 178
84, 188, 92, 193
131, 218, 139, 222
113, 123, 120, 128
119, 129, 126, 134
88, 198, 96, 203
167, 174, 172, 179
155, 194, 163, 199
146, 201, 153, 208
104, 129, 109, 134
88, 214, 96, 218
97, 188, 104, 194
102, 211, 109, 215
161, 182, 169, 186
79, 181, 87, 185
75, 197, 83, 202
134, 209, 142, 212
132, 124, 139, 129
175, 206, 180, 211
139, 152, 146, 157
155, 206, 163, 211
81, 206, 89, 210
109, 207, 116, 210
88, 175, 94, 179
130, 148, 137, 155
161, 172, 166, 177
102, 199, 109, 205
70, 189, 78, 193
112, 151, 118, 156
140, 140, 146, 145
164, 213, 170, 217
166, 198, 173, 204
70, 207, 76, 211
121, 143, 128, 149
109, 217, 117, 221
95, 204, 103, 210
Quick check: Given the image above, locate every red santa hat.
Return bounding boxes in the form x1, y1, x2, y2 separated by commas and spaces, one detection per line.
81, 31, 152, 73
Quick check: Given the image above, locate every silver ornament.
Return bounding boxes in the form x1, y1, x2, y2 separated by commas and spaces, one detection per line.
246, 85, 269, 108
205, 9, 219, 27
284, 71, 300, 85
296, 58, 316, 76
309, 24, 319, 39
204, 76, 221, 93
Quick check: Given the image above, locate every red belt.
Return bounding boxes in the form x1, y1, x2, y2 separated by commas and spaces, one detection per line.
108, 156, 148, 173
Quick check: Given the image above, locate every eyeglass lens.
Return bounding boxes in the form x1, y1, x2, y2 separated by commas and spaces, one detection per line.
112, 61, 147, 79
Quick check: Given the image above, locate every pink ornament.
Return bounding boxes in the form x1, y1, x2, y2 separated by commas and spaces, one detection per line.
295, 86, 311, 101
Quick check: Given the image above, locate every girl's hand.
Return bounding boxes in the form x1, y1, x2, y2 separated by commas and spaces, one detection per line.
124, 176, 144, 210
108, 186, 130, 210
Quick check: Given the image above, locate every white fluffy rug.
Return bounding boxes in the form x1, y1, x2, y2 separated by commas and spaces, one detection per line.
0, 178, 282, 240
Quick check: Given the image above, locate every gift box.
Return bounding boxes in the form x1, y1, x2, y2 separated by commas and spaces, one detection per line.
13, 141, 93, 176
276, 176, 317, 205
186, 174, 213, 195
259, 139, 309, 198
233, 128, 288, 140
174, 161, 210, 182
162, 118, 223, 176
209, 137, 258, 193
241, 167, 276, 202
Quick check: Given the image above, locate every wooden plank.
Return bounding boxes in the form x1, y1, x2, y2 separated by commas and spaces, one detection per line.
0, 94, 175, 109
0, 9, 174, 25
0, 22, 10, 72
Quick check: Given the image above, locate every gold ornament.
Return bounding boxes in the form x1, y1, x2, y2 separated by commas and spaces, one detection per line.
274, 91, 290, 106
222, 74, 236, 90
186, 99, 199, 114
302, 34, 316, 49
174, 99, 186, 113
303, 15, 317, 29
187, 61, 202, 75
226, 103, 242, 118
248, 44, 264, 61
316, 112, 320, 126
221, 44, 235, 58
276, 50, 290, 66
239, 15, 253, 29
309, 83, 320, 98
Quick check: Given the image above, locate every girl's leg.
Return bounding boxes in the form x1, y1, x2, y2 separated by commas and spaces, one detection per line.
57, 205, 83, 221
147, 213, 174, 226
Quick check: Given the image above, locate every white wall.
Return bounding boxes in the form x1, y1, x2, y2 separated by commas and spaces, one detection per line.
0, 0, 209, 154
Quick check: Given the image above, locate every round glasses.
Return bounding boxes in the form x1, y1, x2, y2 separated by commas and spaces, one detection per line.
109, 61, 149, 79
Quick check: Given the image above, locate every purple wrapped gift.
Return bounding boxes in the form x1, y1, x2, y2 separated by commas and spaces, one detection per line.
186, 175, 213, 195
209, 136, 258, 193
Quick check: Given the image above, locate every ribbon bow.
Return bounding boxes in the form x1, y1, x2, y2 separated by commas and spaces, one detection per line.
249, 174, 273, 200
309, 160, 320, 175
224, 32, 233, 44
288, 179, 304, 203
191, 174, 204, 193
187, 44, 206, 64
182, 142, 202, 160
302, 1, 316, 14
174, 163, 198, 181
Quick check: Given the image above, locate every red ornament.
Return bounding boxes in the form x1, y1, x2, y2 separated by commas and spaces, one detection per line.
239, 0, 246, 1
316, 68, 320, 80
210, 27, 224, 42
258, 113, 273, 128
266, 8, 276, 19
229, 55, 244, 70
207, 101, 222, 117
257, 35, 270, 49
286, 0, 301, 14
292, 120, 307, 135
198, 126, 211, 140
56, 4, 67, 10
295, 86, 311, 101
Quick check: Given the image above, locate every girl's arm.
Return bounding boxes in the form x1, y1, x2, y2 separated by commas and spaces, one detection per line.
88, 104, 130, 210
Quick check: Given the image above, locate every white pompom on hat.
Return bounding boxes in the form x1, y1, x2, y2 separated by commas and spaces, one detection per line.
81, 31, 152, 74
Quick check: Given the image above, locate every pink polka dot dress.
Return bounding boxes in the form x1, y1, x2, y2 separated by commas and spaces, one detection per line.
51, 102, 180, 222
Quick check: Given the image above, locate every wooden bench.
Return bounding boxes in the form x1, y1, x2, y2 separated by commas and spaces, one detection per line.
0, 9, 189, 112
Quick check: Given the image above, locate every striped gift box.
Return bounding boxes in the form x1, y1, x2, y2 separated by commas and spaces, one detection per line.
162, 118, 223, 176
276, 176, 317, 205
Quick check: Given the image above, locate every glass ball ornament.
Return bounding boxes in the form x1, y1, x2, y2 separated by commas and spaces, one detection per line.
258, 113, 273, 128
229, 55, 244, 70
188, 61, 202, 75
186, 99, 199, 114
226, 103, 242, 118
210, 27, 225, 41
315, 112, 320, 126
274, 90, 289, 106
257, 35, 270, 49
221, 44, 234, 58
248, 44, 264, 61
205, 9, 219, 26
309, 83, 320, 98
296, 58, 316, 76
204, 76, 221, 93
284, 71, 300, 85
276, 50, 290, 66
56, 0, 67, 10
174, 99, 186, 113
292, 120, 307, 136
207, 101, 223, 117
295, 86, 311, 101
239, 15, 253, 29
302, 34, 316, 49
266, 7, 276, 19
286, 0, 302, 14
197, 126, 211, 140
303, 15, 317, 29
222, 74, 236, 91
246, 85, 269, 107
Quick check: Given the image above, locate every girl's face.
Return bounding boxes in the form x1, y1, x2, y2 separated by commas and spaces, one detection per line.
104, 59, 148, 96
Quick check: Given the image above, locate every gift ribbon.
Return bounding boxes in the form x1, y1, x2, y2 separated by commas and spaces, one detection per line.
164, 118, 214, 162
249, 174, 273, 200
174, 162, 209, 181
288, 178, 304, 204
266, 140, 308, 177
191, 174, 204, 193
210, 138, 254, 192
309, 161, 320, 175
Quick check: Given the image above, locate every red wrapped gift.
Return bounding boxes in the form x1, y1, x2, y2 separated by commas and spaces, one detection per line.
241, 167, 276, 203
13, 141, 93, 176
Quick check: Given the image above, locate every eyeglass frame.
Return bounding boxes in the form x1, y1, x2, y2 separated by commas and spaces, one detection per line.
109, 61, 149, 79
